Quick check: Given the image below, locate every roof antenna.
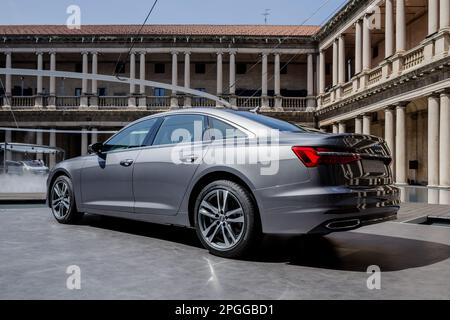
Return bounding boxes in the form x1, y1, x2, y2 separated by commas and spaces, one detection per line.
262, 9, 270, 25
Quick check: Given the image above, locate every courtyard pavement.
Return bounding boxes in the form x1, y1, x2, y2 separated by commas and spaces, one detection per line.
0, 202, 449, 299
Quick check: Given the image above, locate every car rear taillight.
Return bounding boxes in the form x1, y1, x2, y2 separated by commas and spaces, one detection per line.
291, 146, 360, 167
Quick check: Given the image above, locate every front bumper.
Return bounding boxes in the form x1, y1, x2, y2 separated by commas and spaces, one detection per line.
254, 184, 400, 235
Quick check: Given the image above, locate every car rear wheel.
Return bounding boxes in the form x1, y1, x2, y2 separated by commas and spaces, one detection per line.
194, 180, 260, 258
50, 175, 83, 224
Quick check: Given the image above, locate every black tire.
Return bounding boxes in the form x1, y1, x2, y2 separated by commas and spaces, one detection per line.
50, 175, 83, 224
194, 180, 260, 258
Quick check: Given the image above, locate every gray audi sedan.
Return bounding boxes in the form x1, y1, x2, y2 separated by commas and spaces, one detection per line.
47, 108, 400, 258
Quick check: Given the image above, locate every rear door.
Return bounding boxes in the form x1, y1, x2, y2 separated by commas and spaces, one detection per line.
133, 114, 208, 215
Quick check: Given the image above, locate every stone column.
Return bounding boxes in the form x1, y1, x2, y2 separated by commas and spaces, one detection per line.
338, 122, 346, 133
49, 129, 56, 169
36, 130, 43, 160
439, 92, 450, 187
385, 0, 394, 57
338, 35, 346, 85
332, 40, 338, 86
319, 50, 326, 94
362, 15, 371, 71
274, 53, 282, 110
395, 104, 407, 185
261, 53, 269, 109
216, 52, 223, 107
396, 0, 406, 52
48, 51, 56, 109
184, 51, 191, 108
439, 0, 450, 30
355, 20, 362, 74
229, 51, 236, 105
35, 52, 44, 108
428, 0, 439, 35
355, 117, 363, 134
80, 52, 89, 108
128, 52, 136, 107
428, 94, 440, 187
332, 123, 338, 134
435, 0, 450, 56
5, 52, 12, 97
385, 107, 395, 170
90, 52, 98, 109
306, 53, 315, 111
138, 52, 147, 108
91, 128, 98, 145
81, 128, 88, 156
170, 51, 178, 109
362, 114, 371, 135
4, 130, 12, 160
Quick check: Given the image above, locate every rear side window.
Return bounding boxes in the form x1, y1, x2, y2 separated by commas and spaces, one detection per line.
153, 114, 206, 145
234, 111, 307, 132
208, 117, 247, 140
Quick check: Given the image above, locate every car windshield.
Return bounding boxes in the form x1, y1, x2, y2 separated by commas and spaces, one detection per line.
233, 111, 309, 133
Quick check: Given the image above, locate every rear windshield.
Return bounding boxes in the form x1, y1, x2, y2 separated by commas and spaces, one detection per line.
234, 111, 308, 132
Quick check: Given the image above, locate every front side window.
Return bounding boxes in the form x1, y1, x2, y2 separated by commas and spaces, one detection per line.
153, 115, 205, 146
104, 118, 158, 151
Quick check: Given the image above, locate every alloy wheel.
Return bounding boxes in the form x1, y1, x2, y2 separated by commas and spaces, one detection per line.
51, 180, 71, 219
198, 188, 245, 250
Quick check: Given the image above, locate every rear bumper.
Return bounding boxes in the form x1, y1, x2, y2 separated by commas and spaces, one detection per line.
254, 184, 400, 235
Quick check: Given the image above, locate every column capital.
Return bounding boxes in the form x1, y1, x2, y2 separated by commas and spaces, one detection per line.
138, 51, 146, 56
216, 51, 224, 56
90, 51, 98, 55
384, 105, 396, 111
35, 51, 44, 56
170, 50, 179, 56
183, 51, 191, 56
228, 50, 237, 56
395, 101, 408, 108
4, 50, 11, 56
81, 51, 89, 56
48, 50, 57, 55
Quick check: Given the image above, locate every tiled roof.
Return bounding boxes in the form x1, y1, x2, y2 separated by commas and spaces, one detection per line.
0, 24, 320, 37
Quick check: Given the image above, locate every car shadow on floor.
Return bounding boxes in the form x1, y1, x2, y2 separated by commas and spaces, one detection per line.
80, 214, 450, 272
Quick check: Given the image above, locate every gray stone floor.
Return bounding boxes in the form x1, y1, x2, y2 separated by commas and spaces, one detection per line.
0, 203, 449, 299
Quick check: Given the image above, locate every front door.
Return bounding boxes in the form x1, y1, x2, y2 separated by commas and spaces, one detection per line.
80, 118, 158, 213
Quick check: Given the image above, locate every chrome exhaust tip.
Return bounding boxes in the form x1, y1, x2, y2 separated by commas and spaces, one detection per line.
325, 219, 361, 230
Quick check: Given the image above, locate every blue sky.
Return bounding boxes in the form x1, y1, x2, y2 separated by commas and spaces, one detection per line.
1, 0, 348, 26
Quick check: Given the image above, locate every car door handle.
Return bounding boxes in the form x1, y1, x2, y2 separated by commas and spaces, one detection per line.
180, 155, 198, 163
119, 159, 134, 167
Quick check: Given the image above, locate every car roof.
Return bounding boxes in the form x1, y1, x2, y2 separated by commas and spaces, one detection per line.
136, 108, 270, 133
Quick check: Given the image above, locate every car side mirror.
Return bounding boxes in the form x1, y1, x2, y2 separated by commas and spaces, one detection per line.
88, 142, 103, 154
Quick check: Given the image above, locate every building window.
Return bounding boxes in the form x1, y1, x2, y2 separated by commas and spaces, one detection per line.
236, 63, 247, 74
154, 88, 166, 96
372, 45, 379, 59
195, 63, 206, 74
75, 63, 82, 73
325, 63, 331, 75
115, 62, 126, 74
280, 64, 288, 75
98, 88, 106, 96
74, 88, 82, 96
154, 63, 165, 74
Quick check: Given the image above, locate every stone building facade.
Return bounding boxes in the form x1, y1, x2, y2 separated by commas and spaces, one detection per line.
0, 0, 449, 191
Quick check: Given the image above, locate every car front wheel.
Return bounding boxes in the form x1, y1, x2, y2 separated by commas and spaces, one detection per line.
194, 180, 260, 258
50, 175, 83, 224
